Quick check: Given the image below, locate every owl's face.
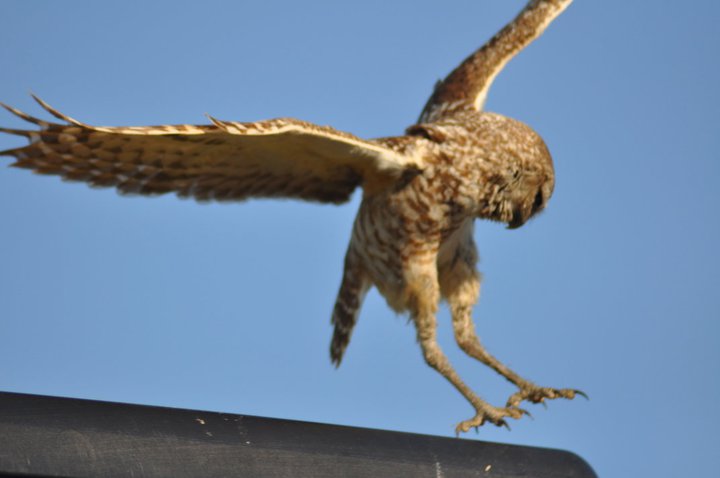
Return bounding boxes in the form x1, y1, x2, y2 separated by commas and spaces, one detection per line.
505, 168, 555, 229
404, 110, 555, 230
471, 113, 555, 229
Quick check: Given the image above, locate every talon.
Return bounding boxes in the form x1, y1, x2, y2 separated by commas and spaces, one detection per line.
506, 384, 585, 408
455, 402, 526, 434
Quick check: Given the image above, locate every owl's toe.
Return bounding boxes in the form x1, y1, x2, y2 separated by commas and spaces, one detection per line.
506, 385, 587, 408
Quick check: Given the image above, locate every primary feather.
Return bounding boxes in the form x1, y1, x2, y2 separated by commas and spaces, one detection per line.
1, 96, 420, 204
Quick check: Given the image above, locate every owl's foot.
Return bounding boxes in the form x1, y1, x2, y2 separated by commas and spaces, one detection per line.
455, 403, 529, 435
506, 384, 587, 408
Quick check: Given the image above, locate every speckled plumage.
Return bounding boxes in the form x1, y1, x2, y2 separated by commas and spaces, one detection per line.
1, 0, 581, 433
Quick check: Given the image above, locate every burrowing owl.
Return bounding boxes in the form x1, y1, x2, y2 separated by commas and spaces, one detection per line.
0, 0, 583, 433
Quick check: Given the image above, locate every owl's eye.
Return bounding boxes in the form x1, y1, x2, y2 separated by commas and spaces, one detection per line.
531, 190, 544, 214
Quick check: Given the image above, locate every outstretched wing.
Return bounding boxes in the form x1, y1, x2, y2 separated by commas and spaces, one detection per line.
0, 96, 420, 204
419, 0, 573, 122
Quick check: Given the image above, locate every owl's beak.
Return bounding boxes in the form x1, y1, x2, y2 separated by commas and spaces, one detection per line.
507, 207, 529, 229
507, 218, 525, 230
508, 189, 546, 229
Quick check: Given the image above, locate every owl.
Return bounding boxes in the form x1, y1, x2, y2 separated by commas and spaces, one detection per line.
0, 0, 583, 433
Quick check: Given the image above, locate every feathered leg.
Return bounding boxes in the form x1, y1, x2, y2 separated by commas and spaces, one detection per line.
440, 239, 584, 411
407, 256, 523, 433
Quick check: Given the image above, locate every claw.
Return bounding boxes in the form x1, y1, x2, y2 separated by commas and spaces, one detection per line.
507, 384, 585, 410
508, 405, 532, 418
454, 401, 530, 434
574, 389, 589, 400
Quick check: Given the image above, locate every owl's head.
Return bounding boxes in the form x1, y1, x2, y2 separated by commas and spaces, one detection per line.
406, 111, 555, 229
479, 113, 555, 230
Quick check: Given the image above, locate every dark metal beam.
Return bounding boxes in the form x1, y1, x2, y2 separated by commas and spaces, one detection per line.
0, 391, 596, 478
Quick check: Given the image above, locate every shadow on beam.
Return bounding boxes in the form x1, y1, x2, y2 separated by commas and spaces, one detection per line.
0, 391, 596, 478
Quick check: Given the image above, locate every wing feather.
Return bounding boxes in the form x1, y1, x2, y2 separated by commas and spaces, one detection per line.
419, 0, 572, 122
1, 97, 421, 204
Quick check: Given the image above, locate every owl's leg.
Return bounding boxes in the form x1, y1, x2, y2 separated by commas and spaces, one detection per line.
408, 261, 523, 433
441, 246, 584, 410
330, 246, 370, 367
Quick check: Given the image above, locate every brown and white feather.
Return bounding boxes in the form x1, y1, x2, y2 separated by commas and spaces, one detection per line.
419, 0, 572, 122
0, 0, 576, 434
1, 97, 421, 204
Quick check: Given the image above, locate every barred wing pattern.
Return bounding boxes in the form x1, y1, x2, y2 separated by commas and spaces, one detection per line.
419, 0, 572, 122
0, 0, 580, 434
0, 96, 419, 204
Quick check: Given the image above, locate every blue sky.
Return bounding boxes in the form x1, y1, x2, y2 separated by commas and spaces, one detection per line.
0, 1, 718, 476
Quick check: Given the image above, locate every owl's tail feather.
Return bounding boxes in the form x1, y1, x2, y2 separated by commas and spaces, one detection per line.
330, 248, 369, 367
